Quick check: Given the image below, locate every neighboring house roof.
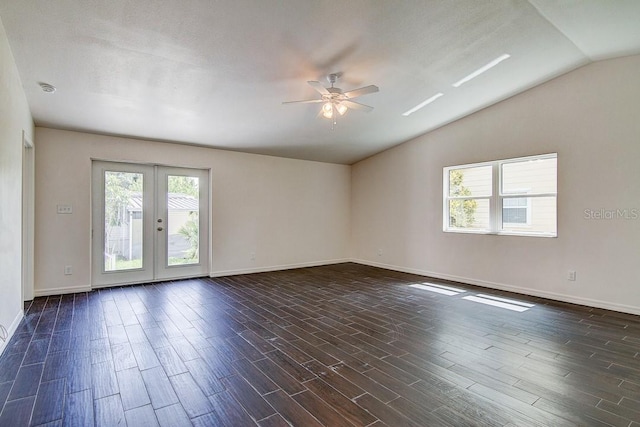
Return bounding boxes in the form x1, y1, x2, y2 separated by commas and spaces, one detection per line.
128, 193, 198, 212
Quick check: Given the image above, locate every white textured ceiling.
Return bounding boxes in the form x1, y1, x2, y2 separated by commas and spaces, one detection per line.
1, 1, 639, 164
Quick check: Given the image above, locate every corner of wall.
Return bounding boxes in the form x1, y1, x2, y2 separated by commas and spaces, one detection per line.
0, 13, 35, 357
0, 309, 24, 356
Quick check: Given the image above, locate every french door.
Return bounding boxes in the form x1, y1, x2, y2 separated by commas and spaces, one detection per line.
92, 161, 209, 287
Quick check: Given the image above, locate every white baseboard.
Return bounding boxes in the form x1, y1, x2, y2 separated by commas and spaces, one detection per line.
210, 258, 351, 278
351, 258, 640, 316
34, 285, 92, 297
0, 309, 24, 356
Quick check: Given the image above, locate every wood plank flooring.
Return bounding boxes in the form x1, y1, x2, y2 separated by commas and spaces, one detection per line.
1, 263, 639, 426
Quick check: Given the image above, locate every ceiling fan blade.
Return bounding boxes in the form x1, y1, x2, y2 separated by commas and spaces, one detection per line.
342, 100, 373, 112
307, 81, 330, 95
282, 99, 323, 105
343, 85, 379, 99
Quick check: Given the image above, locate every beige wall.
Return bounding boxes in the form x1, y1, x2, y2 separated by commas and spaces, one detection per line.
352, 55, 640, 315
34, 128, 351, 295
0, 17, 34, 353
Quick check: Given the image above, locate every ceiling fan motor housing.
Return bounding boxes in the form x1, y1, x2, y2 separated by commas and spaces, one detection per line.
324, 87, 345, 102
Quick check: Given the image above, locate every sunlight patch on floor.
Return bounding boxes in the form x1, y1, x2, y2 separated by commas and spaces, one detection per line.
409, 283, 466, 296
476, 293, 535, 308
463, 295, 531, 312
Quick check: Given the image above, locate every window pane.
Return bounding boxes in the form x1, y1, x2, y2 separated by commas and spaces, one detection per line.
502, 157, 557, 195
503, 197, 529, 224
167, 175, 200, 266
449, 165, 492, 197
503, 197, 527, 207
503, 207, 527, 223
449, 198, 490, 230
502, 196, 556, 234
104, 171, 143, 271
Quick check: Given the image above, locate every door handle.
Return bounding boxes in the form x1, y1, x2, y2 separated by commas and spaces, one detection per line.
157, 227, 163, 231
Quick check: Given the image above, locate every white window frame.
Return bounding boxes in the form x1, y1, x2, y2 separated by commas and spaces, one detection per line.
443, 153, 557, 237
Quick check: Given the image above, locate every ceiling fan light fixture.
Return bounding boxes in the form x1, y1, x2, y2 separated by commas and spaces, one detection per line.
284, 74, 378, 124
322, 102, 334, 118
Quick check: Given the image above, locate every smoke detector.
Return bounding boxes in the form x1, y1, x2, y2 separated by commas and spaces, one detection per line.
39, 82, 56, 93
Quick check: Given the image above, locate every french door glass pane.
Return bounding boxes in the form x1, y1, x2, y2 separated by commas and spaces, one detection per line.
104, 171, 143, 271
167, 175, 200, 266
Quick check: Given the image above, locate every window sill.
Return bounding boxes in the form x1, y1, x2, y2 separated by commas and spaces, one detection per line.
444, 229, 557, 238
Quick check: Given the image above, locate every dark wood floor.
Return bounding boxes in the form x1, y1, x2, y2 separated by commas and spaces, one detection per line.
1, 263, 639, 426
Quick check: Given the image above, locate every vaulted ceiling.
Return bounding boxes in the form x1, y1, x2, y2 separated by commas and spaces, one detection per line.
1, 1, 639, 164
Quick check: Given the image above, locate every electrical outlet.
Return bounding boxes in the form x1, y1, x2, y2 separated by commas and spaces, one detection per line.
250, 252, 256, 261
568, 270, 576, 281
57, 204, 73, 214
64, 265, 73, 275
377, 248, 383, 257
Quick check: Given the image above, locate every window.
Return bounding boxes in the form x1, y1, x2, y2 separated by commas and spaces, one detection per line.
443, 153, 557, 236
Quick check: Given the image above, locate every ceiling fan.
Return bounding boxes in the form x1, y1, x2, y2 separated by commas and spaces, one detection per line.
283, 73, 379, 122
